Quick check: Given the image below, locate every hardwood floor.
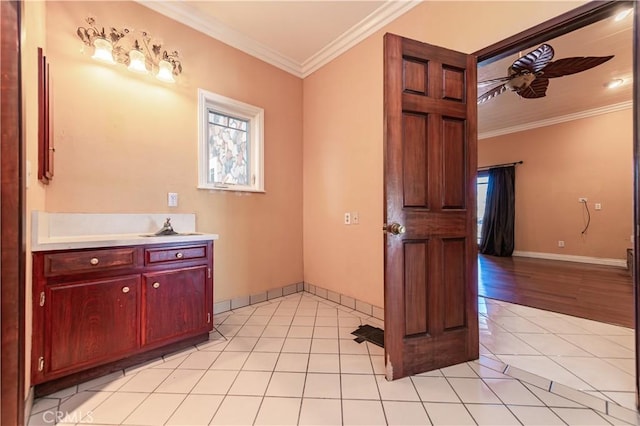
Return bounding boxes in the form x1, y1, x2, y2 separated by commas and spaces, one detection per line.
478, 254, 634, 328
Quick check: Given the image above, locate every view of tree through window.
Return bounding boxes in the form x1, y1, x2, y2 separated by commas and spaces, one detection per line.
208, 111, 249, 186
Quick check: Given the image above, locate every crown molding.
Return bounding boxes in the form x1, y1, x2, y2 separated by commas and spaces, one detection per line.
137, 0, 421, 79
478, 100, 634, 140
136, 0, 303, 77
300, 0, 422, 77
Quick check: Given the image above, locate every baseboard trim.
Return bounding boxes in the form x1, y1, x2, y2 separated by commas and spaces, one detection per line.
213, 282, 304, 314
213, 281, 384, 321
512, 251, 627, 268
303, 282, 384, 321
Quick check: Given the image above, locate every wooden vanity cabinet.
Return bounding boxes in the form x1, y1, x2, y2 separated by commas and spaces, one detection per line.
142, 267, 210, 346
46, 275, 141, 375
31, 241, 214, 391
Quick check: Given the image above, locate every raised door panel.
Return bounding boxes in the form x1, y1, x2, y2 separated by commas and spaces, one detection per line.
46, 275, 140, 374
143, 266, 209, 346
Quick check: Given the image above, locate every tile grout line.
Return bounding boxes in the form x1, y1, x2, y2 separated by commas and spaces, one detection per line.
212, 297, 279, 425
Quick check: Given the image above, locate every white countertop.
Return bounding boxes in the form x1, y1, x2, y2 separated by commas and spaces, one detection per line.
32, 233, 219, 251
31, 212, 219, 252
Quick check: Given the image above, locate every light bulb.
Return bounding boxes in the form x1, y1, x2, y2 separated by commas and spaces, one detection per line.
606, 78, 624, 89
91, 38, 115, 64
614, 8, 632, 22
128, 49, 149, 74
156, 59, 175, 83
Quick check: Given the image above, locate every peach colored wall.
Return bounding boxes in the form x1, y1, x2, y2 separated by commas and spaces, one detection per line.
479, 109, 633, 259
302, 1, 587, 308
42, 1, 303, 302
23, 0, 48, 397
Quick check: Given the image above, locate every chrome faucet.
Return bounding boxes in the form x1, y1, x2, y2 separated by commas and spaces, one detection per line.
154, 217, 178, 236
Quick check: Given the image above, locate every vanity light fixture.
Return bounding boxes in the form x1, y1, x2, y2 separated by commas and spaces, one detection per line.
91, 37, 116, 64
156, 59, 176, 83
77, 17, 182, 82
127, 40, 149, 74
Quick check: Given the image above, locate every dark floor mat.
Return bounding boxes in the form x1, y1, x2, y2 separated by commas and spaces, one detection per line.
351, 324, 384, 348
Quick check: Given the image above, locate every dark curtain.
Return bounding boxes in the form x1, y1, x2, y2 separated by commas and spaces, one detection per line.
480, 166, 515, 256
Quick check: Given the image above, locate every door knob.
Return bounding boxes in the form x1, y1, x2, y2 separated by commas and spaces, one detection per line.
383, 222, 406, 235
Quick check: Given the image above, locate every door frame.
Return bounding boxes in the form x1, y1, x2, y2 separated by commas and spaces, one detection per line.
1, 0, 26, 424
472, 0, 639, 407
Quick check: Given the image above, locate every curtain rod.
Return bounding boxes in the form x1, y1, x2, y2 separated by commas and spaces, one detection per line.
477, 160, 523, 171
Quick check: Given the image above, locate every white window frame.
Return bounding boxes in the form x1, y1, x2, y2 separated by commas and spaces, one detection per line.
197, 88, 265, 193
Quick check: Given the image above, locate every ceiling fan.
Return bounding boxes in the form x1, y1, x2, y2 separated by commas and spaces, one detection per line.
477, 43, 614, 105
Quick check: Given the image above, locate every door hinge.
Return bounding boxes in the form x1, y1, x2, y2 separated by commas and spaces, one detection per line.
38, 356, 45, 372
39, 291, 45, 307
208, 268, 211, 279
207, 313, 211, 323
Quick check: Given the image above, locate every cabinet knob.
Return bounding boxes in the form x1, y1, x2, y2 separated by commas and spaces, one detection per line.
90, 257, 99, 265
152, 282, 160, 289
175, 252, 184, 259
122, 286, 130, 294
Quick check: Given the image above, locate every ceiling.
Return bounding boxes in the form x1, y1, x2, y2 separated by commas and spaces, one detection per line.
138, 0, 420, 77
138, 1, 634, 137
477, 6, 634, 137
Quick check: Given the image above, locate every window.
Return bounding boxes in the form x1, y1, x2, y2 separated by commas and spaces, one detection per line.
198, 89, 264, 192
477, 172, 489, 243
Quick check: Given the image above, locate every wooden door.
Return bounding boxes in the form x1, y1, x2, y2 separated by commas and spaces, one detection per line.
383, 33, 478, 380
142, 266, 210, 346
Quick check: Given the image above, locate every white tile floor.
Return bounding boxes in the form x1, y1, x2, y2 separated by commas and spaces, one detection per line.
28, 292, 640, 425
479, 297, 636, 410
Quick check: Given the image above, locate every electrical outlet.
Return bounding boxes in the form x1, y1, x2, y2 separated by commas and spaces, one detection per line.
168, 192, 178, 207
352, 212, 359, 225
558, 240, 565, 248
344, 212, 351, 225
595, 203, 602, 210
578, 197, 587, 203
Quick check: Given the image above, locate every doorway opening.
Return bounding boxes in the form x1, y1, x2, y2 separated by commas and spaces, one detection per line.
474, 0, 637, 411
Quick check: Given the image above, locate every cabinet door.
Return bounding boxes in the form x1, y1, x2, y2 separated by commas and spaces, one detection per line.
143, 266, 210, 346
46, 275, 140, 374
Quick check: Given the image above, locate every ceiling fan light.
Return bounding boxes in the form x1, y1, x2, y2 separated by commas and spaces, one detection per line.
606, 78, 624, 89
614, 8, 632, 21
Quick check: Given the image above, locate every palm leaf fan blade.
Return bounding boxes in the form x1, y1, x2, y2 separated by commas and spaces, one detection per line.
477, 76, 512, 87
542, 55, 614, 78
516, 78, 549, 99
478, 83, 507, 105
511, 44, 555, 73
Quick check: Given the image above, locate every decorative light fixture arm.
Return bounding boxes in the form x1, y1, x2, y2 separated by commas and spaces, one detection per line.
76, 17, 182, 83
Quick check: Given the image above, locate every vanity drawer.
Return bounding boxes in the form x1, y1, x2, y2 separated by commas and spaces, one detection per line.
145, 245, 208, 265
44, 248, 139, 277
